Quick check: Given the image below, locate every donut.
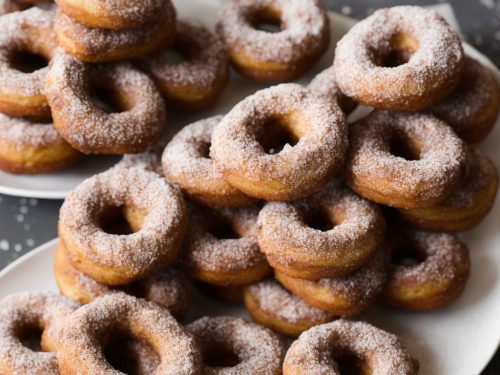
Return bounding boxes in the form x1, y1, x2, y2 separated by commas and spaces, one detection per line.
46, 50, 166, 154
275, 248, 387, 316
58, 167, 188, 285
162, 115, 257, 208
398, 149, 498, 232
334, 6, 464, 112
105, 338, 159, 375
211, 84, 348, 201
54, 0, 170, 30
140, 20, 229, 111
429, 56, 500, 143
243, 279, 336, 337
344, 111, 468, 209
0, 7, 56, 120
182, 205, 271, 287
217, 0, 330, 82
382, 229, 470, 311
54, 241, 191, 318
257, 179, 385, 280
308, 66, 357, 115
57, 293, 202, 375
0, 292, 79, 375
283, 320, 419, 375
54, 7, 176, 63
0, 113, 80, 174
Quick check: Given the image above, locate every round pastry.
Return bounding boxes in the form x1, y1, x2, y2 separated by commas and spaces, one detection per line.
344, 111, 468, 209
0, 113, 80, 174
334, 6, 464, 112
58, 167, 188, 285
57, 293, 202, 375
182, 205, 271, 287
211, 84, 348, 201
398, 149, 498, 232
217, 0, 330, 82
140, 20, 229, 111
382, 229, 470, 311
243, 279, 336, 337
46, 50, 166, 154
275, 248, 387, 316
54, 7, 176, 63
105, 338, 159, 375
162, 115, 257, 208
54, 241, 191, 318
0, 7, 56, 119
257, 179, 385, 280
187, 316, 284, 375
0, 292, 79, 375
283, 320, 419, 375
429, 56, 500, 143
54, 0, 169, 30
308, 66, 357, 115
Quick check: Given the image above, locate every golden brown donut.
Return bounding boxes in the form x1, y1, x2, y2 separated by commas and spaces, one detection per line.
217, 0, 330, 82
0, 113, 80, 174
46, 49, 166, 155
57, 293, 202, 375
257, 179, 385, 280
140, 20, 229, 111
398, 149, 498, 232
211, 84, 348, 201
0, 7, 56, 120
344, 111, 468, 209
0, 292, 79, 375
162, 115, 257, 208
283, 320, 419, 375
182, 205, 271, 287
58, 167, 188, 285
244, 279, 336, 337
334, 6, 464, 112
382, 229, 470, 311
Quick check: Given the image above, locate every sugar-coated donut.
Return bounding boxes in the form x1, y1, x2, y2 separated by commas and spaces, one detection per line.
283, 320, 419, 375
217, 0, 330, 82
58, 167, 188, 285
257, 179, 385, 280
54, 0, 169, 30
398, 149, 498, 232
0, 292, 79, 375
0, 7, 56, 120
382, 229, 470, 311
244, 279, 336, 337
141, 20, 229, 111
334, 6, 464, 112
275, 248, 387, 316
54, 241, 191, 318
46, 50, 166, 154
0, 113, 80, 174
429, 56, 500, 143
186, 316, 285, 375
57, 293, 202, 375
182, 205, 271, 287
211, 84, 348, 201
54, 7, 176, 63
163, 115, 257, 208
345, 111, 468, 209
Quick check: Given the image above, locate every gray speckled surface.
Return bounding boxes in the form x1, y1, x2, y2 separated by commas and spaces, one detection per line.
0, 1, 499, 373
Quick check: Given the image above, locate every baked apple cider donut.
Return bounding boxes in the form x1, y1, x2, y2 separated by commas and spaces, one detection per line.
211, 84, 348, 201
46, 49, 166, 154
345, 111, 468, 209
217, 0, 330, 82
334, 6, 464, 111
58, 167, 188, 285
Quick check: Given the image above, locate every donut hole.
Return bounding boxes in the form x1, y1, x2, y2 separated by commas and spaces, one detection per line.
18, 324, 43, 352
161, 48, 187, 65
198, 141, 211, 159
334, 349, 369, 375
104, 335, 160, 374
250, 7, 283, 33
258, 113, 308, 155
391, 244, 425, 267
389, 131, 422, 161
376, 33, 419, 68
8, 49, 49, 73
207, 216, 240, 240
97, 205, 143, 235
302, 209, 337, 232
202, 345, 241, 368
89, 83, 128, 114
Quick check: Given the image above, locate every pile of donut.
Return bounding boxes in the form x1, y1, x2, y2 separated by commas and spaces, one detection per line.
0, 0, 499, 374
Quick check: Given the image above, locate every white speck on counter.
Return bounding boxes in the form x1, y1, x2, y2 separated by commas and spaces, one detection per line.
23, 224, 31, 231
0, 240, 9, 251
479, 0, 495, 9
26, 239, 34, 247
19, 198, 27, 205
14, 244, 22, 252
15, 214, 24, 223
29, 198, 38, 206
341, 6, 352, 15
19, 206, 28, 214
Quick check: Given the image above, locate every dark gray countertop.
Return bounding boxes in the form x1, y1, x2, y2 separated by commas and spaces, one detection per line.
0, 1, 499, 373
